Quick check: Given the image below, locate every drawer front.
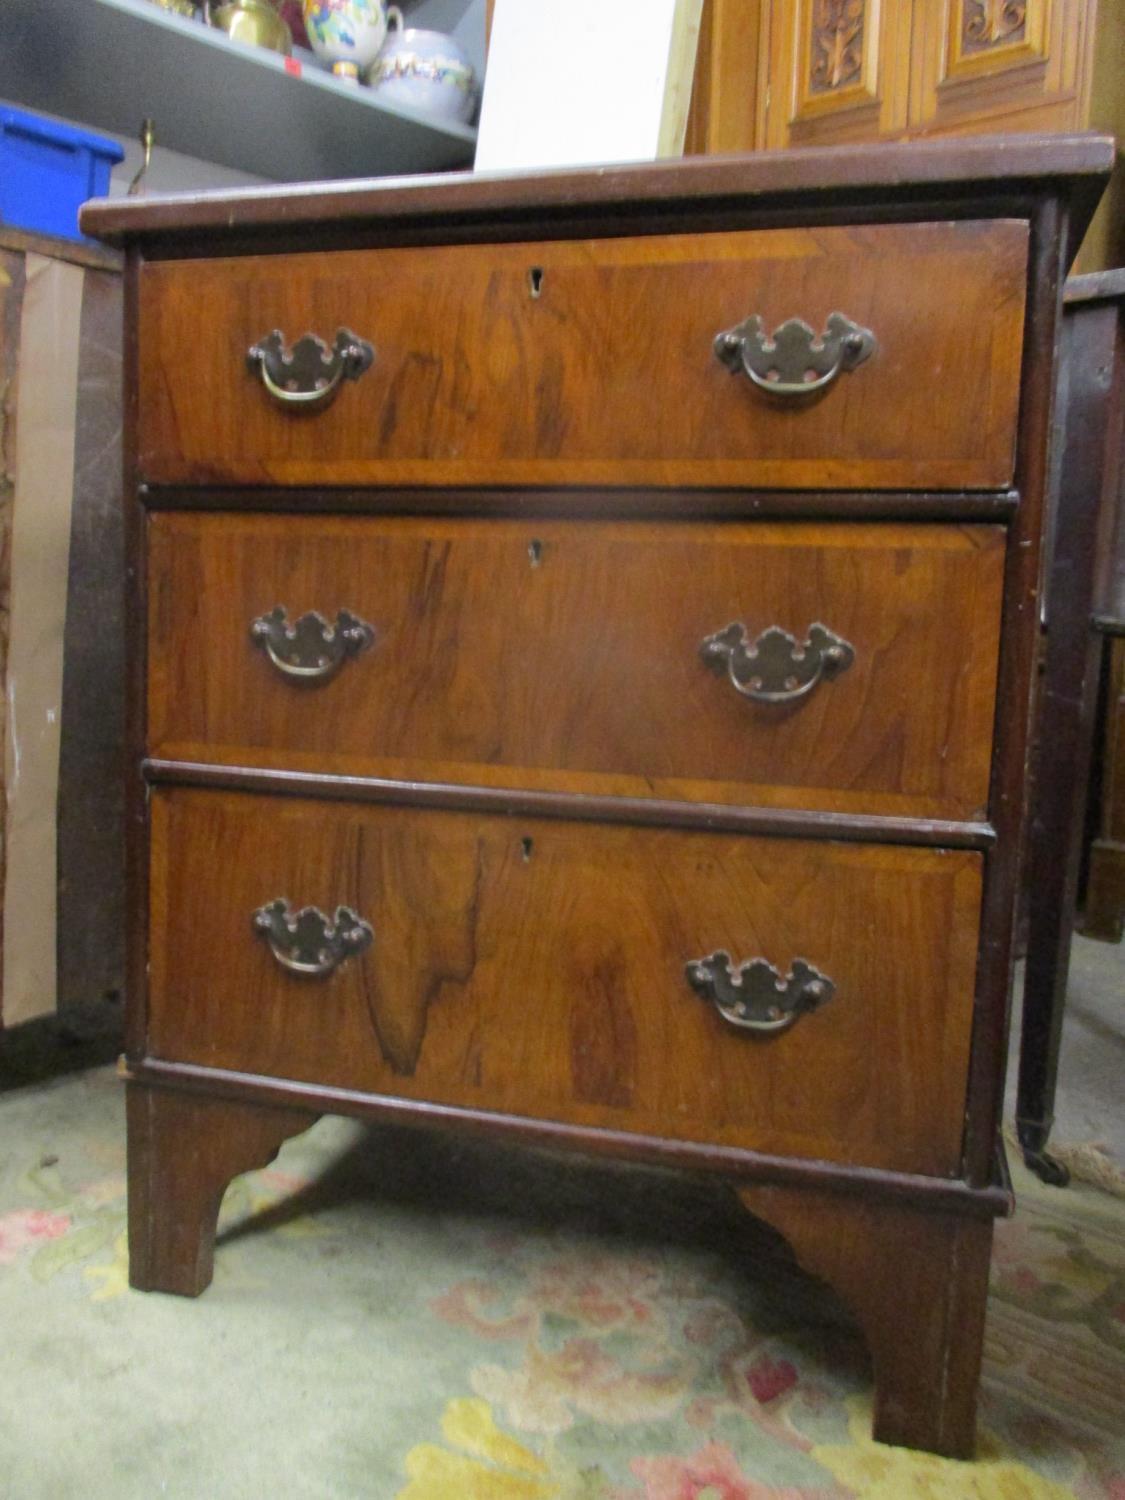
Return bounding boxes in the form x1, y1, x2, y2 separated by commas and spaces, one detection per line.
137, 221, 1027, 490
149, 789, 981, 1176
149, 514, 1005, 821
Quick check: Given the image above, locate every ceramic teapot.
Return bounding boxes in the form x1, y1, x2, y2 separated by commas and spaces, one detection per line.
303, 0, 404, 79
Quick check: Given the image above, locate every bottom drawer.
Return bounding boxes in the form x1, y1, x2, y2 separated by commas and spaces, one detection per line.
148, 788, 982, 1176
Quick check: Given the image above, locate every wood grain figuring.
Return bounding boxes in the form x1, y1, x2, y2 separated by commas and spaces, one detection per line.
737, 1181, 994, 1458
136, 221, 1028, 490
147, 788, 983, 1177
147, 514, 1006, 821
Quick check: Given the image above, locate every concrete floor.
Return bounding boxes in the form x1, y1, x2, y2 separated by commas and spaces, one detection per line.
1006, 933, 1125, 1171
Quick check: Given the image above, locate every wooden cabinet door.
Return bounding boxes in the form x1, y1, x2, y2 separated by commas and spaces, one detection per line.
908, 0, 1094, 134
685, 0, 767, 154
688, 0, 1097, 155
760, 0, 912, 148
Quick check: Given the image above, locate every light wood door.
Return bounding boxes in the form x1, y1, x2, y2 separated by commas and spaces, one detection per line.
909, 0, 1097, 135
686, 0, 1100, 154
685, 0, 767, 154
759, 0, 912, 149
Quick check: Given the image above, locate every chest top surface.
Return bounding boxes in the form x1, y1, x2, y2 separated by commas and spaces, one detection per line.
81, 131, 1113, 254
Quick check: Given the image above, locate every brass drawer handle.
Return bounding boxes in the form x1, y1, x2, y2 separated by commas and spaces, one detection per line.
686, 952, 834, 1035
253, 899, 373, 977
714, 312, 876, 398
250, 606, 374, 683
700, 621, 854, 704
247, 327, 374, 410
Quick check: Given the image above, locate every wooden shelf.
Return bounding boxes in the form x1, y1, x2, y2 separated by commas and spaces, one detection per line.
0, 0, 476, 183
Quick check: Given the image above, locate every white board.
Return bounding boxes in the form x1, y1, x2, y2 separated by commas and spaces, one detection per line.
475, 0, 702, 173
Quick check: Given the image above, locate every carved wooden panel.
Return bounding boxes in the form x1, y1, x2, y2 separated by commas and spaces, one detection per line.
804, 0, 874, 107
761, 0, 910, 147
962, 0, 1030, 48
945, 0, 1050, 81
909, 0, 1089, 134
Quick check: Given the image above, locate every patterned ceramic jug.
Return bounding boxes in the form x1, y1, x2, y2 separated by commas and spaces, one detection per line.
368, 28, 478, 123
302, 0, 404, 79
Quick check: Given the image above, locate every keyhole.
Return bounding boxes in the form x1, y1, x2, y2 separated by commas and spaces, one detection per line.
528, 538, 543, 567
528, 266, 544, 298
521, 837, 534, 862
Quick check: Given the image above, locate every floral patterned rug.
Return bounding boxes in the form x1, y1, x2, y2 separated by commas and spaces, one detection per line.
1, 1065, 1123, 1499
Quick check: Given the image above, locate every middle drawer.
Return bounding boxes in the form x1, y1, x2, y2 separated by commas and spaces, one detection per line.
148, 513, 1005, 821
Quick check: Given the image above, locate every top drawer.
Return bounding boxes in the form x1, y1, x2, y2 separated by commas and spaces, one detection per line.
136, 220, 1028, 491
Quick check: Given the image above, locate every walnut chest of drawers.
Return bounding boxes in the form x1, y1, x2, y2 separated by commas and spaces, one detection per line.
83, 134, 1113, 1460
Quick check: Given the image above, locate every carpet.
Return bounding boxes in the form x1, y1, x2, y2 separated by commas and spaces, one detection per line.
1, 1064, 1123, 1499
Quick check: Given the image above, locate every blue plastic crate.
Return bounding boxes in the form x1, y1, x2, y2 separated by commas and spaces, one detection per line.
0, 106, 124, 244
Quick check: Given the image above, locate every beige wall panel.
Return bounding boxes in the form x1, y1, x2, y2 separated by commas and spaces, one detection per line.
0, 250, 25, 1028
3, 254, 83, 1025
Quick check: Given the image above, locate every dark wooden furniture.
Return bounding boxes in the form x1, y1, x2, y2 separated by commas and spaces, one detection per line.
1087, 638, 1125, 937
1018, 267, 1125, 1184
1084, 272, 1125, 940
82, 134, 1113, 1460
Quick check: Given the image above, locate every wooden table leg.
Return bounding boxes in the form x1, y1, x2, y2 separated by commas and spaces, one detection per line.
126, 1081, 315, 1296
738, 1182, 994, 1459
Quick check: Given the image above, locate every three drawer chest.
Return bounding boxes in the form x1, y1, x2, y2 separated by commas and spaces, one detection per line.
83, 134, 1114, 1460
